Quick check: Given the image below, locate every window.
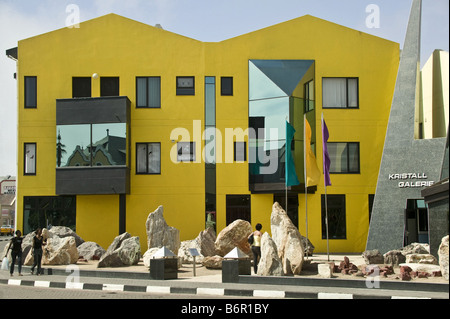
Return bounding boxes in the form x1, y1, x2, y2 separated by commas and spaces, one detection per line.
56, 123, 127, 167
136, 143, 161, 174
72, 77, 92, 98
176, 76, 195, 95
100, 77, 120, 96
177, 142, 196, 162
221, 77, 233, 96
234, 142, 246, 162
136, 77, 161, 108
24, 143, 36, 175
322, 78, 358, 108
226, 195, 250, 226
327, 142, 360, 173
304, 80, 314, 112
25, 76, 37, 108
321, 194, 346, 239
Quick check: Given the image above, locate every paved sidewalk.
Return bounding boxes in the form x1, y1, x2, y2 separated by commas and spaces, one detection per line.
1, 254, 448, 299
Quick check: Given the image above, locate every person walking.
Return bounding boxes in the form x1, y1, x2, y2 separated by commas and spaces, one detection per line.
248, 223, 262, 274
30, 228, 46, 276
5, 230, 24, 276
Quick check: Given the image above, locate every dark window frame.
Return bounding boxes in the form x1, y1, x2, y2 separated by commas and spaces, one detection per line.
72, 77, 92, 98
327, 142, 360, 174
321, 194, 347, 240
177, 141, 196, 162
136, 76, 161, 108
176, 76, 195, 96
226, 194, 251, 226
221, 77, 233, 96
136, 142, 161, 174
100, 77, 120, 97
322, 77, 359, 109
24, 142, 37, 176
24, 76, 37, 108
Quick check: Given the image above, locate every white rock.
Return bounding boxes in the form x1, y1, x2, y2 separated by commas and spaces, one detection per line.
438, 235, 449, 280
145, 205, 180, 255
256, 232, 283, 276
318, 263, 333, 278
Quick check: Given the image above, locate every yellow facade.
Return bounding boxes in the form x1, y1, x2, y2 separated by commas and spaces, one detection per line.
14, 14, 399, 252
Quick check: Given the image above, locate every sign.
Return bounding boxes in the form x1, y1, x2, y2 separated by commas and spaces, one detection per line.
388, 173, 434, 188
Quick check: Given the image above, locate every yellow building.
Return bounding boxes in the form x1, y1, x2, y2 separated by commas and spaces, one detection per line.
8, 14, 399, 253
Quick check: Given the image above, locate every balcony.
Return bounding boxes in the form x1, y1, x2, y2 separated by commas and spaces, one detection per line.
56, 96, 130, 195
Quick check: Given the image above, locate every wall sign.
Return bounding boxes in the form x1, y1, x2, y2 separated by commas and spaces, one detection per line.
388, 173, 434, 188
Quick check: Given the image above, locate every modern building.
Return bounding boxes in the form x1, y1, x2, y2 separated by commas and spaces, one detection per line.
0, 176, 16, 226
7, 13, 402, 253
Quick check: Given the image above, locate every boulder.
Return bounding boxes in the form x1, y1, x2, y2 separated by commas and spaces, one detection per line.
362, 249, 384, 264
270, 202, 304, 275
215, 219, 252, 257
256, 232, 283, 276
198, 227, 217, 257
77, 241, 106, 261
405, 254, 438, 265
98, 232, 141, 268
178, 239, 204, 264
301, 236, 315, 256
202, 255, 223, 269
42, 236, 79, 265
145, 205, 180, 255
438, 235, 449, 281
402, 242, 429, 255
384, 250, 406, 266
48, 226, 84, 247
142, 247, 160, 268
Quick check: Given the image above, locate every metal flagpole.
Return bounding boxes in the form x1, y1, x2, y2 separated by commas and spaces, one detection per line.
322, 112, 330, 262
303, 114, 308, 259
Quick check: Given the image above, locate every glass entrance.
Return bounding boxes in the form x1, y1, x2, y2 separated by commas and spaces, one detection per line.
404, 199, 429, 245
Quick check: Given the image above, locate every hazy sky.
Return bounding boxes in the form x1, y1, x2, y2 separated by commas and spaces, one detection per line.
0, 0, 448, 176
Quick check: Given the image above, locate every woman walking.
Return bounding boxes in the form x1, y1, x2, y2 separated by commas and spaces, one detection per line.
5, 230, 24, 276
30, 228, 46, 275
248, 223, 262, 274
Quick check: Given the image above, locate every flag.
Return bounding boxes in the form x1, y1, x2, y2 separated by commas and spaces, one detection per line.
304, 116, 321, 186
285, 121, 300, 187
322, 115, 332, 186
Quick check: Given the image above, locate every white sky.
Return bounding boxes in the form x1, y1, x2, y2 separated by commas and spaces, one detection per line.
0, 0, 448, 176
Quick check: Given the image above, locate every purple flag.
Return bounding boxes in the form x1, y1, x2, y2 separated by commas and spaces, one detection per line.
322, 116, 332, 186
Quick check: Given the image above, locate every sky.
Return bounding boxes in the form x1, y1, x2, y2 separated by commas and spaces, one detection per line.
0, 0, 448, 177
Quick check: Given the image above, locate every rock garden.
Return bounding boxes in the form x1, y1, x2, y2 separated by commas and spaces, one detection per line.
3, 202, 448, 284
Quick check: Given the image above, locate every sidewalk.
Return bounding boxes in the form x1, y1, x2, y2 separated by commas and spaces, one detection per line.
1, 254, 448, 299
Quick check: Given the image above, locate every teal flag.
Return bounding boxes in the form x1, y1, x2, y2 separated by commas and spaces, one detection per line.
285, 121, 300, 187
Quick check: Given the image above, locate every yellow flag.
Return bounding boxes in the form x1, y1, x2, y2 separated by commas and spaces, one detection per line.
305, 117, 321, 186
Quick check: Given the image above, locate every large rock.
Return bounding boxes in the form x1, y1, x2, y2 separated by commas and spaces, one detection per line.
270, 202, 304, 275
202, 255, 223, 269
42, 236, 79, 265
145, 205, 180, 255
198, 227, 217, 257
98, 232, 141, 268
362, 249, 384, 264
438, 235, 449, 281
77, 241, 106, 261
402, 243, 429, 255
384, 250, 406, 266
142, 247, 160, 268
405, 254, 438, 264
178, 239, 204, 264
48, 226, 84, 247
256, 232, 283, 276
215, 219, 252, 257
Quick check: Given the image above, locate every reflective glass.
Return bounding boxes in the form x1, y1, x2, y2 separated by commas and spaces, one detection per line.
57, 124, 91, 167
92, 123, 127, 166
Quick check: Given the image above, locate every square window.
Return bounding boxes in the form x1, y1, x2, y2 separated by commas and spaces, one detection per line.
327, 142, 360, 173
72, 77, 92, 98
136, 143, 161, 174
176, 76, 195, 95
221, 77, 233, 96
25, 76, 37, 108
322, 78, 359, 108
101, 77, 120, 97
177, 142, 196, 162
136, 77, 161, 108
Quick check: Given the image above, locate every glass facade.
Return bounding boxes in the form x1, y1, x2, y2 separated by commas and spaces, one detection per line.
248, 60, 316, 192
205, 76, 217, 230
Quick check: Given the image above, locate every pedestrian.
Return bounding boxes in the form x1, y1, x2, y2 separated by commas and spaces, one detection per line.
248, 223, 262, 274
30, 228, 46, 276
5, 230, 23, 276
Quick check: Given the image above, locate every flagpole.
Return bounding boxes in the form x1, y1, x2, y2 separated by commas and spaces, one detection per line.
322, 113, 330, 262
303, 114, 308, 259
